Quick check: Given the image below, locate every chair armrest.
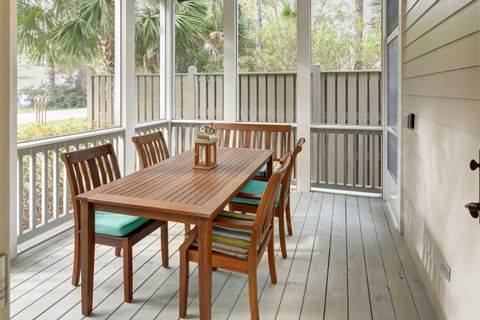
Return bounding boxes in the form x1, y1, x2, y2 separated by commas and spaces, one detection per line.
213, 217, 255, 230
179, 226, 198, 253
236, 192, 262, 200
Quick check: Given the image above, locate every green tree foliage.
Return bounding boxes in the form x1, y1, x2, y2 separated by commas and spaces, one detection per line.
311, 5, 381, 70
18, 0, 381, 75
236, 0, 381, 72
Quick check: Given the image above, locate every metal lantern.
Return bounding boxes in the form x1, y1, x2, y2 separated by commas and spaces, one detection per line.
194, 141, 217, 169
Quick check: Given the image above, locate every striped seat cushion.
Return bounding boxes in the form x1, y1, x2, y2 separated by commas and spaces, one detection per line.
191, 211, 255, 259
231, 180, 280, 207
256, 161, 280, 178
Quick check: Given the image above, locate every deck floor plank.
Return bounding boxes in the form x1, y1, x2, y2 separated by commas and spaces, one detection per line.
300, 192, 334, 319
369, 199, 420, 320
276, 192, 323, 320
324, 194, 348, 320
345, 195, 372, 320
10, 192, 436, 320
357, 196, 396, 320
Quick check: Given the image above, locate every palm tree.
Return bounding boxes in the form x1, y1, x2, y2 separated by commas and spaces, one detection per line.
135, 0, 209, 73
17, 0, 59, 87
370, 0, 381, 16
18, 0, 210, 75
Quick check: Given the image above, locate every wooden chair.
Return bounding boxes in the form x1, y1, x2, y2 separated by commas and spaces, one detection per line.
131, 131, 169, 169
213, 123, 292, 180
61, 143, 169, 302
131, 131, 191, 233
179, 155, 293, 320
228, 138, 305, 259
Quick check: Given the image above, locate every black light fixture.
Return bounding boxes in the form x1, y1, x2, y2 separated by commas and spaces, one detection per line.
406, 113, 415, 129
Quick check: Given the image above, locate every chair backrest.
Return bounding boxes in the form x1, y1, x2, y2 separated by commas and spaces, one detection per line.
293, 137, 306, 159
61, 144, 121, 226
213, 123, 291, 161
132, 131, 170, 169
277, 137, 305, 210
251, 154, 293, 253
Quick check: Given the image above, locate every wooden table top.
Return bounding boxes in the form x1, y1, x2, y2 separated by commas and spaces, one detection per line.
77, 148, 273, 219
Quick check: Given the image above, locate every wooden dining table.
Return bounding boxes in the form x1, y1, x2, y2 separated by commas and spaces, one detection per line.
76, 147, 273, 319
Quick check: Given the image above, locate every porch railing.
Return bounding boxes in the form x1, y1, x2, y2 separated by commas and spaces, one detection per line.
310, 67, 383, 192
16, 128, 124, 244
310, 125, 382, 193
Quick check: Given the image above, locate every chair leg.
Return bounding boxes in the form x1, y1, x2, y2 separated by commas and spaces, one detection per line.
123, 243, 133, 303
161, 222, 169, 268
278, 212, 288, 259
72, 230, 81, 286
115, 247, 121, 257
267, 236, 277, 284
248, 268, 260, 320
179, 249, 189, 318
184, 223, 191, 234
286, 198, 293, 236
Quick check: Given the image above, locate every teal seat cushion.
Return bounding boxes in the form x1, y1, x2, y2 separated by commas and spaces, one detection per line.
256, 161, 280, 178
94, 211, 150, 237
231, 180, 280, 207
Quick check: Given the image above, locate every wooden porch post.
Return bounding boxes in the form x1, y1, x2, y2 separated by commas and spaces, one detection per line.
296, 0, 312, 192
117, 0, 136, 175
160, 0, 174, 122
0, 0, 12, 317
223, 0, 238, 122
8, 0, 17, 260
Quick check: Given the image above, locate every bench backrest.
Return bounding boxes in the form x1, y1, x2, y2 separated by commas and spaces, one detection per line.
213, 123, 292, 161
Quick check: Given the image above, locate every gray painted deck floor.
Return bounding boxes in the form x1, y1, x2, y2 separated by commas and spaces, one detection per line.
10, 192, 436, 320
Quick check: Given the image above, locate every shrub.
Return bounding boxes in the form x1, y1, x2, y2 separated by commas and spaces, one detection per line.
17, 83, 87, 111
47, 85, 87, 109
17, 118, 89, 142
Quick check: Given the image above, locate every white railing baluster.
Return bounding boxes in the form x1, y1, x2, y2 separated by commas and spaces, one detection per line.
17, 128, 125, 244
17, 152, 24, 239
41, 147, 48, 226
52, 147, 59, 221
28, 149, 36, 233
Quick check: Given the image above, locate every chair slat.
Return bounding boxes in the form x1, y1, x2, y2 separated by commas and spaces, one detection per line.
97, 156, 108, 185
103, 154, 115, 182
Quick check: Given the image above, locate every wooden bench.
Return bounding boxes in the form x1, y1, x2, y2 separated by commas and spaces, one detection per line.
213, 123, 292, 157
213, 123, 292, 180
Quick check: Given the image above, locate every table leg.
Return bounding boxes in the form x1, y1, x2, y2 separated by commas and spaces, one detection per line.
198, 218, 212, 320
80, 201, 95, 315
267, 155, 273, 178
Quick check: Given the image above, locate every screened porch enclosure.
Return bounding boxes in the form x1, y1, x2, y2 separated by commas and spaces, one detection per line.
16, 68, 383, 247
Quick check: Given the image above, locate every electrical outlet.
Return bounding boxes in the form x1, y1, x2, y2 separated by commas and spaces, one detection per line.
440, 261, 451, 282
0, 254, 6, 309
